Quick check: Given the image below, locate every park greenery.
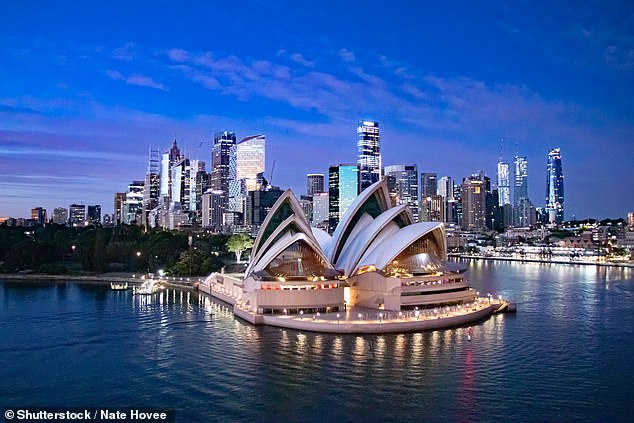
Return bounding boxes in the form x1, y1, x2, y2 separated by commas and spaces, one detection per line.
0, 224, 250, 276
226, 233, 254, 262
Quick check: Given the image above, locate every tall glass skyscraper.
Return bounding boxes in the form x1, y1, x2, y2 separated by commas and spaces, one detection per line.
357, 121, 381, 192
211, 131, 237, 216
546, 147, 564, 224
497, 161, 511, 206
229, 134, 265, 215
514, 155, 531, 226
328, 164, 359, 233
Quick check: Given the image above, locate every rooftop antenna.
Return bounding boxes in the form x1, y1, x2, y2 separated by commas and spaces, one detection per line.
269, 160, 276, 186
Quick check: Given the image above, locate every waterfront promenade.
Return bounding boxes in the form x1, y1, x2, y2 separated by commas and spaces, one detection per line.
451, 253, 634, 268
198, 277, 509, 334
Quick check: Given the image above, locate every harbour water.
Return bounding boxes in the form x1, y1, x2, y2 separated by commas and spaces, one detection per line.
1, 260, 633, 422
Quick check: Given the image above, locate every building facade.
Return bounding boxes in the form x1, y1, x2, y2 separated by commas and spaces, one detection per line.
211, 131, 237, 220
384, 164, 419, 222
229, 134, 265, 216
546, 148, 565, 224
307, 173, 325, 196
357, 121, 381, 192
328, 164, 359, 233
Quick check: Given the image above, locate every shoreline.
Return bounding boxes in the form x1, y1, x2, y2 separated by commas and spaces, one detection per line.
0, 273, 198, 290
450, 254, 634, 268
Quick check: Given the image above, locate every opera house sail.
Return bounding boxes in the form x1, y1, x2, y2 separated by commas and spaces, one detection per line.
241, 180, 476, 314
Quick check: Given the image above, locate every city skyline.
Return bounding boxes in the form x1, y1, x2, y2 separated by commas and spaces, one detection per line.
1, 2, 633, 219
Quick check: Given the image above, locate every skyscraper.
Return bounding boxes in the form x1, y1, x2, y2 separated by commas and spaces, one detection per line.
229, 134, 265, 216
384, 165, 419, 221
420, 172, 437, 221
511, 155, 533, 226
461, 175, 486, 230
312, 192, 329, 229
201, 189, 224, 230
123, 181, 144, 225
497, 161, 511, 207
211, 131, 237, 219
113, 193, 126, 225
307, 174, 325, 196
159, 140, 182, 204
143, 148, 160, 226
357, 121, 381, 192
328, 164, 359, 233
546, 147, 565, 224
437, 176, 455, 223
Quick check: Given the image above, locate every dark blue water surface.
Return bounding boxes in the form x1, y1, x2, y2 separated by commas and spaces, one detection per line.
1, 260, 633, 422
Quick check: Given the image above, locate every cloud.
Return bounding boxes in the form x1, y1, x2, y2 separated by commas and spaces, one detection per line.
167, 48, 189, 62
106, 70, 167, 90
289, 53, 314, 67
111, 42, 138, 61
126, 74, 167, 90
338, 48, 356, 62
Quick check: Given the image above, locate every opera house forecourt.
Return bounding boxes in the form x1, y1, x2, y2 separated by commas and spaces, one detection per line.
200, 180, 511, 333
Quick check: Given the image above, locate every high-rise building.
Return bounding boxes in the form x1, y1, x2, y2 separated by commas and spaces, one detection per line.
159, 140, 182, 203
114, 193, 126, 225
420, 172, 438, 221
329, 164, 359, 233
299, 195, 313, 224
211, 131, 237, 219
546, 148, 565, 224
245, 186, 284, 235
513, 155, 532, 226
461, 175, 486, 230
31, 207, 47, 225
52, 207, 68, 225
143, 148, 160, 227
307, 174, 325, 196
384, 165, 419, 221
497, 161, 511, 206
69, 204, 86, 227
437, 176, 455, 223
429, 195, 444, 222
87, 205, 101, 225
312, 192, 329, 229
229, 134, 265, 215
171, 158, 191, 212
191, 160, 210, 221
357, 121, 381, 192
628, 212, 634, 230
201, 189, 224, 231
123, 181, 144, 225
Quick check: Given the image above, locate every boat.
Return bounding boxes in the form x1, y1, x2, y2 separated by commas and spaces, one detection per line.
133, 280, 163, 295
111, 282, 129, 291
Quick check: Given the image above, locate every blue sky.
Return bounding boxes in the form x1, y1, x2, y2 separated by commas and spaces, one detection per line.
1, 1, 633, 219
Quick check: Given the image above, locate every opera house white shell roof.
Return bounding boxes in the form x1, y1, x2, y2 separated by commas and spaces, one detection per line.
245, 180, 452, 281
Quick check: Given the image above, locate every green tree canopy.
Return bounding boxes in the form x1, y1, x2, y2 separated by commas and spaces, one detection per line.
226, 233, 254, 263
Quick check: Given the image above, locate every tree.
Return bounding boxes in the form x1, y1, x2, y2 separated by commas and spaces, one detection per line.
226, 233, 254, 263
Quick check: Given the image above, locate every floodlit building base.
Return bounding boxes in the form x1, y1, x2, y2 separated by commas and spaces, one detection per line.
199, 279, 507, 334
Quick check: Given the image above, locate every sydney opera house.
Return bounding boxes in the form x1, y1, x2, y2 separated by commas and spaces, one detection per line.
238, 179, 477, 315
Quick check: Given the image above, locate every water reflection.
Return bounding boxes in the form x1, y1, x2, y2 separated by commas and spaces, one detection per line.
2, 262, 634, 423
